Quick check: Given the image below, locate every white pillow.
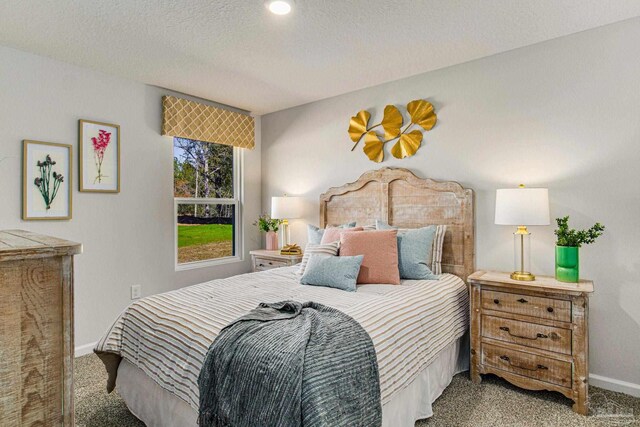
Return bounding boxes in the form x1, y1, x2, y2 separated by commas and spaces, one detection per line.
297, 241, 340, 276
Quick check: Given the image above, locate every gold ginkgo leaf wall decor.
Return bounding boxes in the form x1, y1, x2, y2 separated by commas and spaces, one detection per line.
348, 99, 437, 163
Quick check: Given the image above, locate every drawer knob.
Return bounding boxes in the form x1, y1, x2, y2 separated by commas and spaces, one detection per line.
547, 307, 554, 313
517, 298, 528, 303
268, 262, 273, 265
493, 299, 500, 304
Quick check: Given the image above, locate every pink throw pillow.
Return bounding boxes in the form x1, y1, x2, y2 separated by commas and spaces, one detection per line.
340, 230, 400, 285
320, 226, 363, 244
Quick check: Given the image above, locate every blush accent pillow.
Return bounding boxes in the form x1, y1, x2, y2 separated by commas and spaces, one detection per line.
307, 222, 356, 245
320, 226, 363, 245
300, 254, 364, 292
340, 229, 400, 285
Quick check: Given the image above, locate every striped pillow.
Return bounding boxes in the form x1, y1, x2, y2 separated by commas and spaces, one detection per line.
375, 220, 447, 275
297, 241, 340, 276
359, 224, 377, 231
431, 225, 447, 275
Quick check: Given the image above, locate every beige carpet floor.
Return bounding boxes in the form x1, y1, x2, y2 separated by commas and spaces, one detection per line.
76, 354, 639, 426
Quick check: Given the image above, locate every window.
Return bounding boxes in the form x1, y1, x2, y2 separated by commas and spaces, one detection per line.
173, 137, 241, 269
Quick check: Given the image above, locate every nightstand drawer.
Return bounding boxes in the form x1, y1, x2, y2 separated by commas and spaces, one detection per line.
482, 315, 572, 355
482, 290, 571, 322
482, 343, 572, 388
250, 250, 303, 272
254, 257, 288, 270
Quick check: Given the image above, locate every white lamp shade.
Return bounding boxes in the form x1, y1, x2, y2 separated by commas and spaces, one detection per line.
495, 188, 550, 226
271, 196, 303, 219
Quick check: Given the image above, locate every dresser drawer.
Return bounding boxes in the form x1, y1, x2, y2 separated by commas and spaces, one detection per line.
254, 257, 288, 270
482, 315, 572, 355
482, 343, 572, 388
482, 290, 571, 322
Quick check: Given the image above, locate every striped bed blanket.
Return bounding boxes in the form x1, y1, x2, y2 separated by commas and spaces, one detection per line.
198, 301, 381, 427
95, 267, 468, 410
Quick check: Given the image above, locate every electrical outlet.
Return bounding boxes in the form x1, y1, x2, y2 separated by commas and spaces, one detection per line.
131, 284, 142, 300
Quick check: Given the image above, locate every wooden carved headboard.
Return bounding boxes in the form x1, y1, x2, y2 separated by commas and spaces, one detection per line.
319, 167, 475, 281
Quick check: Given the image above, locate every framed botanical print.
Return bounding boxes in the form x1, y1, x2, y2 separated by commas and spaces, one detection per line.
23, 140, 72, 220
79, 119, 120, 193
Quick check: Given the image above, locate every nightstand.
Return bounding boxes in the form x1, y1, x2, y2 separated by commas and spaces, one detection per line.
468, 270, 594, 415
250, 250, 303, 272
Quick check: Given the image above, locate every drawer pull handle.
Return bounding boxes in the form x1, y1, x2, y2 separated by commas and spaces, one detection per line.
499, 355, 549, 371
493, 299, 500, 304
547, 307, 554, 313
499, 326, 548, 340
517, 298, 528, 303
268, 262, 273, 265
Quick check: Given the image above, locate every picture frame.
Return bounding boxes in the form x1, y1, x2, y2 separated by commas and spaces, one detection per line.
79, 119, 120, 193
22, 140, 73, 220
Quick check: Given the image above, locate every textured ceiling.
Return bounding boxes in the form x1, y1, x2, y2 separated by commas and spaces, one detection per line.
1, 1, 639, 114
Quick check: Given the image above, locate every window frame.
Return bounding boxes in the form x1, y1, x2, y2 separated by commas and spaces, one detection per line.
174, 145, 243, 271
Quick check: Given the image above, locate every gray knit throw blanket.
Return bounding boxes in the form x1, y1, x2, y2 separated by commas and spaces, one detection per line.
198, 301, 381, 427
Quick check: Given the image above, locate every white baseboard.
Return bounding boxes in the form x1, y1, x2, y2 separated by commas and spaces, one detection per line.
75, 341, 97, 358
590, 373, 640, 397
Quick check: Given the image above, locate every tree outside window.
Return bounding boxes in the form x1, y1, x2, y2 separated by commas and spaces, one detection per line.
174, 137, 239, 266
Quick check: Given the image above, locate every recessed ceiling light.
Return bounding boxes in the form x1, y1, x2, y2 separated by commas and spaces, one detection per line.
266, 0, 293, 15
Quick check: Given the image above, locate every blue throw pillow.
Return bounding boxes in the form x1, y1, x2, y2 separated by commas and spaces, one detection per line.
300, 254, 364, 292
375, 219, 394, 230
376, 220, 438, 280
307, 222, 356, 245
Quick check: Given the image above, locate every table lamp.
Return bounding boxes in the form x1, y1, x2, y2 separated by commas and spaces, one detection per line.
271, 195, 303, 254
495, 185, 549, 281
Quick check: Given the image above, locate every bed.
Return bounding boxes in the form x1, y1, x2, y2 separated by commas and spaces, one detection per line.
96, 167, 475, 426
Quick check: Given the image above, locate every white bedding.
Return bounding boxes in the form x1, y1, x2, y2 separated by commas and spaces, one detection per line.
96, 266, 469, 416
116, 334, 469, 427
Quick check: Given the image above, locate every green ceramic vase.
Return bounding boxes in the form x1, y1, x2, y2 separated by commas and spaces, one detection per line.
555, 246, 579, 283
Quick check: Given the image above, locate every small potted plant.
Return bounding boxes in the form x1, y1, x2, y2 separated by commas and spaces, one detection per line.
554, 216, 604, 283
253, 215, 283, 250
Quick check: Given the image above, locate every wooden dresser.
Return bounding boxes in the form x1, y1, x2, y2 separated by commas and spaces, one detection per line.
468, 270, 594, 415
250, 249, 303, 272
0, 230, 82, 426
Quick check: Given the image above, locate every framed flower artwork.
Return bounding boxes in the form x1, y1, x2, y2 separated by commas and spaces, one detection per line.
79, 119, 120, 193
23, 140, 72, 220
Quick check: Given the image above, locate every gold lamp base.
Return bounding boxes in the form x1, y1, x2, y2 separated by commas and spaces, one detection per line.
510, 271, 536, 281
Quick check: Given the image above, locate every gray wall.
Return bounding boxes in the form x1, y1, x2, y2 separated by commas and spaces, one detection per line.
261, 18, 640, 387
0, 46, 262, 349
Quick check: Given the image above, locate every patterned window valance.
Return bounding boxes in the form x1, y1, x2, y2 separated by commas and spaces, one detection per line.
161, 96, 255, 149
